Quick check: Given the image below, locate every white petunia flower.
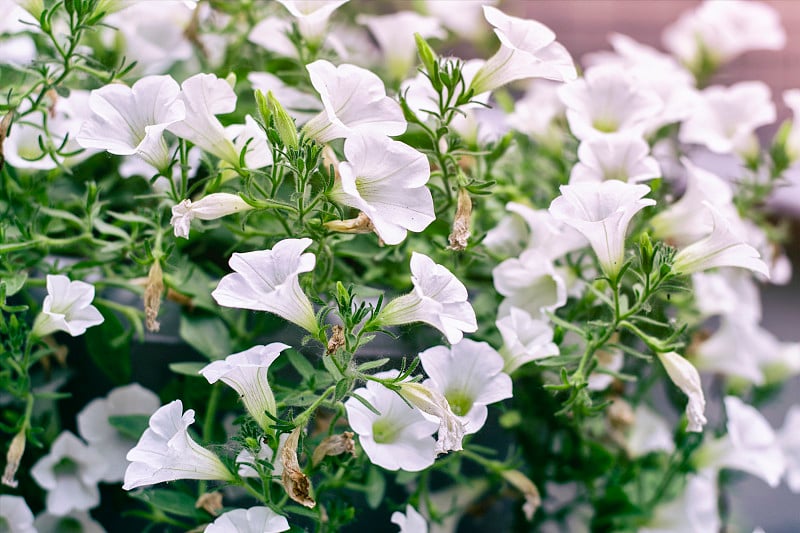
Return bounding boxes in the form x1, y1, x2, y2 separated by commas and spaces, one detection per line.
303, 60, 406, 143
329, 135, 434, 245
640, 473, 719, 533
377, 252, 477, 344
625, 404, 676, 458
211, 238, 319, 335
693, 317, 766, 385
206, 506, 290, 533
34, 511, 105, 533
570, 132, 660, 184
31, 275, 104, 339
76, 383, 161, 483
345, 374, 438, 472
200, 343, 290, 432
419, 340, 513, 436
0, 495, 36, 533
276, 0, 348, 44
76, 75, 184, 173
505, 79, 565, 143
692, 269, 761, 323
469, 6, 577, 95
391, 504, 428, 533
493, 249, 567, 317
549, 181, 655, 279
496, 307, 559, 374
31, 432, 105, 516
248, 16, 297, 58
656, 351, 706, 433
170, 192, 253, 239
778, 405, 800, 492
123, 400, 233, 490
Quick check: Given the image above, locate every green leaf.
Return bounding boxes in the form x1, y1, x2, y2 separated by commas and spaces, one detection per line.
365, 466, 386, 509
0, 271, 27, 296
130, 489, 208, 519
179, 312, 232, 360
108, 414, 150, 440
93, 218, 130, 240
356, 357, 390, 373
85, 303, 131, 384
169, 361, 206, 377
285, 348, 315, 380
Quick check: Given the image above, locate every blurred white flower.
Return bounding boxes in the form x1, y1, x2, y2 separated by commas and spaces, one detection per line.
625, 404, 676, 458
570, 132, 660, 184
248, 16, 297, 58
505, 79, 565, 143
778, 405, 800, 492
34, 511, 105, 533
640, 473, 719, 533
391, 504, 428, 533
206, 506, 290, 533
0, 495, 36, 533
401, 59, 487, 122
692, 269, 761, 323
586, 346, 623, 391
656, 351, 706, 433
170, 192, 253, 239
277, 0, 348, 44
496, 307, 559, 374
423, 0, 495, 39
493, 249, 567, 317
359, 11, 444, 80
31, 275, 104, 339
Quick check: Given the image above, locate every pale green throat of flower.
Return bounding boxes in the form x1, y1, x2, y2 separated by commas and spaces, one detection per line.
445, 390, 474, 417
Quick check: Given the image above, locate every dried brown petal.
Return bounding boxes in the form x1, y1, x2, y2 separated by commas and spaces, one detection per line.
326, 325, 346, 356
311, 431, 356, 466
501, 470, 540, 521
608, 398, 635, 430
2, 429, 26, 488
195, 491, 223, 516
144, 260, 164, 332
281, 426, 316, 508
324, 212, 376, 234
448, 188, 472, 251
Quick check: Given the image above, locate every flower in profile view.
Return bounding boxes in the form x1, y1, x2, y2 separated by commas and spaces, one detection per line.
496, 307, 559, 374
33, 511, 104, 533
212, 238, 319, 335
303, 60, 406, 143
206, 506, 290, 533
549, 181, 655, 279
0, 495, 36, 533
656, 351, 706, 433
31, 432, 105, 515
76, 75, 185, 174
391, 505, 428, 533
376, 252, 477, 344
31, 275, 104, 339
328, 135, 435, 245
276, 0, 348, 44
640, 473, 719, 533
123, 400, 234, 490
199, 343, 290, 432
469, 6, 577, 95
569, 132, 661, 184
170, 192, 254, 239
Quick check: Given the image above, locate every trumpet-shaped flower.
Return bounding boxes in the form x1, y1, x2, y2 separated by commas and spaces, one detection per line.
123, 400, 234, 490
199, 343, 290, 432
212, 238, 319, 335
656, 351, 706, 433
303, 60, 406, 143
672, 202, 769, 277
33, 511, 104, 533
345, 374, 438, 471
377, 252, 477, 344
493, 249, 567, 317
570, 132, 660, 184
329, 135, 434, 245
170, 192, 254, 239
549, 181, 655, 278
496, 307, 559, 374
391, 505, 428, 533
31, 275, 104, 339
30, 432, 105, 515
778, 406, 800, 492
693, 317, 766, 385
276, 0, 348, 44
470, 6, 576, 95
419, 340, 513, 436
206, 506, 290, 533
0, 495, 36, 533
77, 75, 185, 173
76, 384, 161, 483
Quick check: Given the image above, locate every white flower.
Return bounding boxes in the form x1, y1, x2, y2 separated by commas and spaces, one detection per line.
377, 252, 477, 344
423, 0, 496, 39
419, 340, 512, 436
493, 249, 567, 317
226, 114, 273, 170
31, 275, 104, 338
34, 511, 104, 533
276, 0, 348, 44
0, 495, 36, 533
692, 269, 761, 323
625, 404, 676, 458
248, 72, 321, 125
206, 506, 290, 533
76, 383, 161, 483
496, 307, 559, 374
303, 60, 406, 143
248, 16, 297, 58
469, 6, 576, 95
693, 317, 766, 384
549, 181, 655, 278
170, 192, 253, 239
345, 374, 438, 471
200, 343, 290, 432
329, 135, 434, 245
123, 400, 233, 490
397, 381, 466, 456
640, 473, 719, 533
570, 132, 660, 184
587, 346, 623, 391
505, 79, 565, 142
656, 351, 706, 433
672, 202, 769, 277
211, 238, 319, 335
391, 505, 428, 533
30, 432, 104, 515
778, 405, 800, 492
76, 75, 184, 173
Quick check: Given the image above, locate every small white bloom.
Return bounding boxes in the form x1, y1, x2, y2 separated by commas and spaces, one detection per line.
206, 506, 290, 533
31, 432, 104, 516
625, 404, 676, 458
656, 351, 706, 433
170, 192, 253, 239
377, 252, 477, 344
276, 0, 348, 44
123, 400, 233, 490
694, 317, 766, 384
329, 135, 434, 245
692, 269, 761, 323
359, 11, 444, 80
496, 307, 559, 374
506, 203, 588, 260
640, 473, 719, 533
226, 114, 273, 170
391, 504, 428, 533
493, 249, 567, 317
212, 238, 319, 335
470, 6, 577, 95
0, 495, 36, 533
549, 181, 655, 278
778, 405, 800, 492
303, 60, 406, 143
248, 16, 297, 58
397, 381, 466, 456
200, 343, 290, 432
505, 79, 565, 142
31, 275, 104, 338
423, 0, 496, 39
34, 511, 104, 533
570, 132, 660, 184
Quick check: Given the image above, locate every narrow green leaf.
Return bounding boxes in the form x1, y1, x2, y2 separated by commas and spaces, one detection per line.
169, 361, 207, 377
85, 303, 131, 384
179, 312, 232, 360
285, 349, 315, 380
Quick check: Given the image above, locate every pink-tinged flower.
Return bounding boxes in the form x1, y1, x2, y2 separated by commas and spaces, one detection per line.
170, 192, 253, 239
31, 275, 104, 339
206, 506, 290, 533
656, 351, 706, 433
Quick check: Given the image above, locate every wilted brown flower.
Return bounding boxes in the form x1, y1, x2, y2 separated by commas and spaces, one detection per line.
2, 428, 26, 488
448, 188, 472, 251
144, 260, 164, 332
281, 426, 316, 508
501, 469, 541, 521
326, 325, 346, 355
195, 491, 223, 516
311, 431, 356, 466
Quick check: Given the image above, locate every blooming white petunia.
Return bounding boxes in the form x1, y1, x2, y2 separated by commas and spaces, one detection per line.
248, 16, 297, 58
493, 249, 567, 317
496, 307, 559, 374
377, 252, 477, 344
469, 6, 576, 95
419, 340, 513, 436
123, 400, 233, 490
778, 405, 800, 492
33, 510, 105, 533
391, 504, 428, 533
640, 473, 719, 533
276, 0, 348, 44
206, 506, 290, 533
211, 238, 319, 335
693, 317, 766, 385
656, 351, 706, 433
199, 343, 290, 432
31, 275, 104, 339
345, 373, 438, 471
570, 132, 660, 184
329, 135, 434, 245
30, 432, 105, 516
303, 60, 406, 143
549, 181, 655, 278
170, 192, 254, 239
692, 269, 761, 323
76, 383, 161, 483
505, 79, 566, 143
625, 404, 676, 458
77, 75, 185, 173
0, 495, 36, 533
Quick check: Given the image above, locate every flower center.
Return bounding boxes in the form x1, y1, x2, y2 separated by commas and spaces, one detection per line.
372, 419, 399, 444
592, 117, 618, 133
0, 517, 10, 533
53, 457, 79, 477
446, 390, 474, 417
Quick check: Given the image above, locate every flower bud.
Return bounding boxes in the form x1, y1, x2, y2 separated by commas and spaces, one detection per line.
2, 428, 26, 488
448, 188, 472, 251
144, 260, 164, 333
281, 426, 315, 508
